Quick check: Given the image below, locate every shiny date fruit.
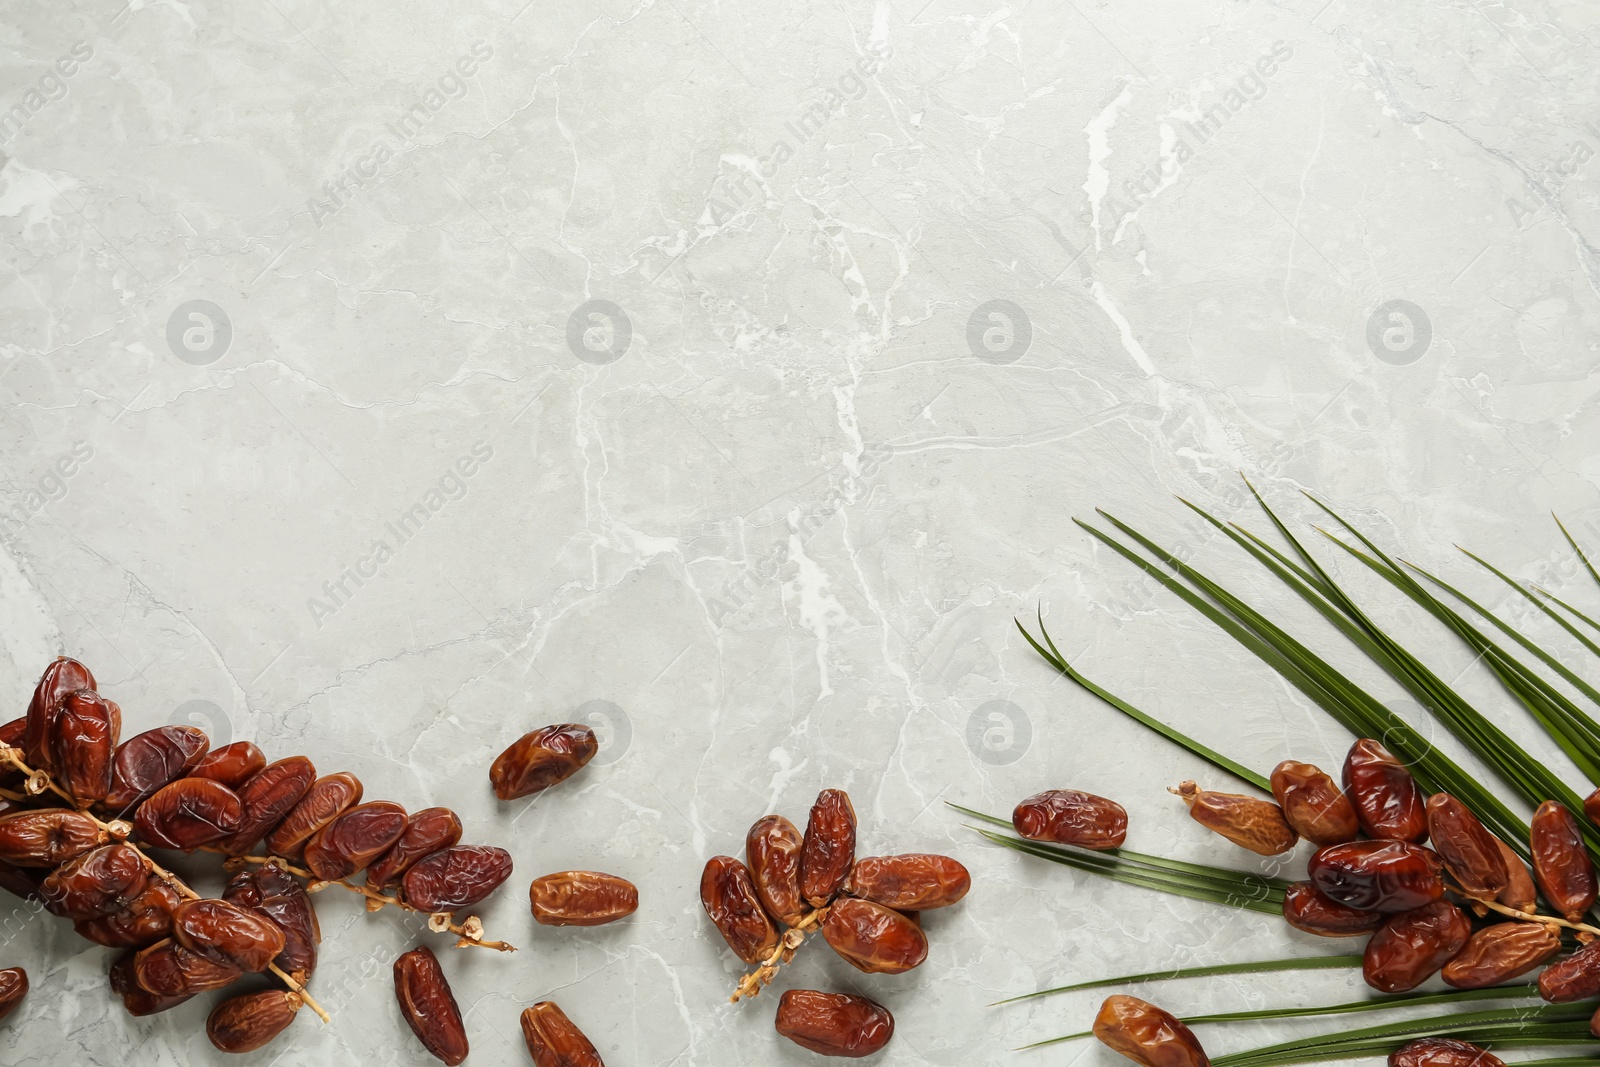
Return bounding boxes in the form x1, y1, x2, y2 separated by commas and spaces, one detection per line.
1440, 921, 1561, 988
173, 898, 287, 973
394, 945, 469, 1066
75, 878, 183, 948
1495, 838, 1538, 913
368, 807, 462, 890
207, 989, 302, 1053
775, 989, 894, 1059
530, 870, 638, 927
1281, 881, 1384, 937
844, 854, 971, 911
401, 845, 513, 913
190, 741, 267, 789
489, 723, 598, 801
1307, 840, 1443, 913
1093, 994, 1210, 1067
24, 656, 95, 771
110, 950, 194, 1016
1173, 782, 1298, 855
224, 861, 320, 979
1537, 938, 1600, 1002
1363, 900, 1471, 993
134, 938, 243, 997
520, 1001, 606, 1067
135, 777, 244, 851
264, 772, 362, 860
0, 808, 105, 866
1343, 739, 1428, 843
821, 897, 929, 975
1012, 789, 1128, 850
40, 843, 149, 920
216, 756, 316, 857
746, 814, 806, 926
0, 966, 25, 1023
1389, 1038, 1505, 1067
1424, 794, 1508, 897
105, 726, 209, 811
801, 789, 857, 907
49, 689, 119, 803
700, 855, 779, 964
303, 800, 407, 881
1531, 800, 1597, 923
1270, 760, 1360, 845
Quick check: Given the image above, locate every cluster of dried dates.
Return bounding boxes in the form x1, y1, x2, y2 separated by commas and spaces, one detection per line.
1018, 738, 1600, 1067
700, 787, 970, 1057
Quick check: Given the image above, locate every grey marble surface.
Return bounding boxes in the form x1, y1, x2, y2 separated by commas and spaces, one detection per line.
3, 0, 1600, 1063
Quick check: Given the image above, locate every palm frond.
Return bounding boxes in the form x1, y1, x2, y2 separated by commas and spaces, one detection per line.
995, 954, 1361, 1005
1460, 546, 1600, 661
1555, 513, 1600, 597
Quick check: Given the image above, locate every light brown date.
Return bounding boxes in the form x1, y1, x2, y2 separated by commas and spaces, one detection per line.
303, 800, 407, 881
1538, 938, 1600, 1002
1012, 789, 1128, 850
50, 689, 119, 803
530, 870, 638, 927
173, 897, 287, 973
1495, 838, 1538, 913
700, 855, 779, 964
24, 656, 95, 771
1270, 760, 1360, 845
105, 726, 209, 811
520, 1000, 606, 1067
75, 878, 182, 948
801, 789, 857, 907
224, 861, 320, 979
1093, 994, 1210, 1067
1343, 739, 1428, 843
1424, 794, 1508, 897
1362, 899, 1471, 993
216, 756, 317, 857
110, 950, 194, 1016
263, 771, 362, 860
0, 966, 25, 1023
394, 945, 469, 1066
368, 807, 462, 890
133, 938, 243, 997
489, 724, 598, 801
746, 814, 806, 926
844, 854, 971, 911
1281, 881, 1384, 937
40, 843, 149, 921
1531, 800, 1597, 923
401, 845, 513, 913
1440, 921, 1561, 988
1389, 1038, 1505, 1067
1174, 782, 1298, 855
821, 897, 928, 975
207, 989, 302, 1053
775, 988, 894, 1059
0, 809, 106, 867
190, 741, 267, 789
1307, 840, 1443, 913
134, 777, 244, 851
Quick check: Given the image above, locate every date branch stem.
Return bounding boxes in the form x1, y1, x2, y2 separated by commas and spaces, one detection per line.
731, 906, 829, 1003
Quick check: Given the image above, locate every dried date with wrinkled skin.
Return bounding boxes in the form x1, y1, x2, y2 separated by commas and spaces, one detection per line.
775, 989, 894, 1059
821, 897, 929, 975
1363, 899, 1471, 993
263, 772, 362, 860
0, 966, 25, 1023
75, 878, 183, 948
110, 950, 194, 1016
1531, 800, 1598, 922
394, 945, 469, 1066
489, 724, 598, 801
530, 870, 638, 927
0, 808, 105, 867
1389, 1038, 1505, 1067
134, 938, 243, 997
746, 814, 806, 926
1537, 938, 1600, 1002
24, 656, 95, 771
1440, 921, 1561, 988
1174, 782, 1298, 855
207, 989, 302, 1053
844, 854, 971, 911
1424, 794, 1508, 897
190, 741, 266, 789
1307, 840, 1443, 913
49, 689, 119, 804
173, 898, 287, 973
303, 800, 408, 881
1343, 739, 1429, 843
700, 855, 779, 964
1093, 994, 1210, 1067
40, 843, 149, 921
801, 789, 857, 907
216, 756, 317, 857
224, 861, 320, 979
368, 807, 462, 890
1494, 838, 1538, 913
1281, 881, 1384, 937
135, 777, 244, 851
1012, 789, 1128, 850
401, 845, 513, 913
105, 726, 209, 812
1270, 760, 1360, 845
520, 1001, 606, 1067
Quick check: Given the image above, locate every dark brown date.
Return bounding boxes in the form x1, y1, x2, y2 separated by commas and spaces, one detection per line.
844, 853, 970, 911
1281, 880, 1384, 937
173, 897, 287, 972
1440, 921, 1561, 988
0, 808, 105, 866
1531, 800, 1597, 923
190, 741, 266, 789
24, 656, 95, 771
224, 860, 320, 979
217, 756, 317, 857
1093, 994, 1210, 1067
1175, 782, 1298, 855
1424, 794, 1508, 897
1307, 840, 1443, 913
520, 1001, 606, 1067
41, 843, 149, 920
529, 870, 638, 927
0, 966, 24, 1023
110, 950, 194, 1016
135, 777, 244, 850
134, 938, 243, 997
489, 724, 598, 801
801, 789, 857, 907
207, 989, 302, 1053
368, 807, 462, 890
394, 945, 469, 1066
0, 718, 27, 789
1537, 938, 1600, 1002
821, 897, 928, 975
401, 845, 513, 913
1495, 838, 1538, 913
75, 878, 182, 948
746, 814, 806, 926
1362, 899, 1471, 993
303, 800, 407, 881
263, 772, 362, 860
105, 726, 209, 811
775, 988, 894, 1059
1343, 739, 1428, 842
1270, 760, 1360, 845
1012, 789, 1128, 850
700, 855, 779, 964
1389, 1038, 1505, 1067
50, 689, 119, 803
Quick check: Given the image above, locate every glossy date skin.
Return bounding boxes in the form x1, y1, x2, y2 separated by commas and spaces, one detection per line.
1343, 739, 1429, 843
775, 989, 894, 1059
394, 946, 469, 1066
401, 845, 513, 913
0, 966, 25, 1023
844, 854, 971, 911
821, 897, 929, 975
224, 861, 320, 979
303, 800, 407, 881
40, 843, 149, 921
110, 950, 194, 1016
530, 870, 638, 927
700, 855, 779, 964
1363, 900, 1471, 993
1537, 938, 1600, 1002
801, 789, 857, 907
105, 726, 209, 811
1530, 800, 1597, 922
1012, 789, 1128, 850
746, 814, 806, 926
0, 808, 106, 867
520, 1001, 606, 1067
75, 878, 182, 948
1270, 761, 1360, 845
368, 807, 462, 890
1440, 921, 1561, 988
50, 689, 119, 804
1495, 839, 1539, 913
1093, 994, 1211, 1067
489, 724, 598, 801
1389, 1038, 1506, 1067
207, 990, 301, 1053
264, 772, 362, 860
1307, 840, 1444, 913
134, 938, 243, 997
24, 656, 95, 772
190, 741, 266, 789
1424, 794, 1508, 897
217, 756, 317, 857
134, 777, 244, 851
1281, 881, 1385, 937
173, 898, 287, 973
1175, 782, 1297, 856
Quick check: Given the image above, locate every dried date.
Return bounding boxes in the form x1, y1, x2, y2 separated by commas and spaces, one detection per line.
1093, 994, 1210, 1067
1174, 782, 1297, 855
75, 878, 182, 948
1424, 794, 1508, 897
135, 777, 245, 851
1362, 900, 1471, 993
1307, 840, 1443, 913
1270, 760, 1360, 845
40, 843, 149, 921
801, 789, 857, 907
1537, 938, 1600, 1002
1012, 789, 1128, 850
133, 938, 243, 997
489, 724, 598, 801
190, 741, 266, 789
745, 814, 806, 926
105, 726, 209, 811
207, 989, 302, 1053
1389, 1038, 1505, 1067
216, 756, 316, 857
172, 897, 287, 973
1530, 800, 1597, 923
844, 853, 971, 911
0, 718, 27, 789
775, 988, 894, 1059
530, 870, 638, 927
1495, 838, 1538, 913
1281, 881, 1384, 937
820, 897, 928, 975
1440, 921, 1561, 989
0, 808, 106, 866
0, 966, 24, 1023
700, 855, 779, 964
520, 1000, 606, 1067
1343, 739, 1428, 843
394, 945, 469, 1066
303, 800, 407, 881
401, 845, 513, 913
224, 861, 320, 979
263, 771, 362, 860
110, 950, 194, 1016
24, 656, 95, 771
49, 689, 119, 803
368, 807, 462, 890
